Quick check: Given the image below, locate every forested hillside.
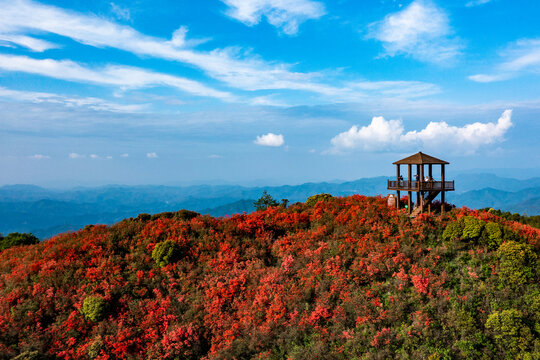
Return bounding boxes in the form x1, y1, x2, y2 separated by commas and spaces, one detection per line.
0, 196, 538, 359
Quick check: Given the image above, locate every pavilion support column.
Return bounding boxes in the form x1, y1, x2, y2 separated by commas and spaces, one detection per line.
408, 164, 412, 214
420, 165, 424, 213
441, 164, 446, 214
416, 164, 420, 209
396, 164, 400, 210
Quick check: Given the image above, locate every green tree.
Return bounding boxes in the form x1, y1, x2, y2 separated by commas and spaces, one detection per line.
305, 193, 333, 207
442, 220, 463, 241
152, 240, 182, 267
485, 309, 535, 359
0, 232, 39, 250
81, 296, 109, 322
462, 216, 485, 241
497, 241, 537, 287
254, 191, 279, 211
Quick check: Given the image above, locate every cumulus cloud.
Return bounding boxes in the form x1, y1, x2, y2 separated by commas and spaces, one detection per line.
368, 0, 461, 64
120, 153, 129, 157
331, 110, 513, 153
254, 133, 285, 147
146, 152, 158, 158
221, 0, 325, 35
89, 154, 99, 159
28, 154, 50, 159
469, 38, 540, 82
69, 152, 84, 159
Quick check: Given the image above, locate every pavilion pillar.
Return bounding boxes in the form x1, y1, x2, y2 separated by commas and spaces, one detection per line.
441, 164, 446, 214
408, 164, 412, 214
396, 165, 400, 210
416, 164, 420, 209
420, 164, 424, 213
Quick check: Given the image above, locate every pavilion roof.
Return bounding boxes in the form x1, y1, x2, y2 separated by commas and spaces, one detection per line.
393, 152, 449, 165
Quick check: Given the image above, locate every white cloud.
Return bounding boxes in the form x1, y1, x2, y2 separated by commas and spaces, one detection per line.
0, 34, 57, 52
368, 0, 461, 64
69, 152, 84, 159
0, 54, 233, 100
466, 0, 492, 7
330, 110, 513, 153
106, 155, 113, 159
28, 154, 50, 159
90, 154, 99, 159
221, 0, 325, 35
120, 153, 129, 157
110, 2, 130, 21
254, 133, 285, 146
0, 0, 333, 96
331, 116, 404, 152
146, 152, 158, 158
209, 154, 224, 158
469, 39, 540, 82
0, 86, 145, 113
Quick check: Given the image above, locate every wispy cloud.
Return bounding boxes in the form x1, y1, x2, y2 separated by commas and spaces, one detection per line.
69, 152, 84, 159
146, 152, 158, 158
0, 34, 57, 52
469, 38, 540, 82
0, 0, 434, 102
110, 2, 131, 21
254, 133, 284, 146
120, 153, 129, 158
221, 0, 325, 35
330, 110, 513, 153
28, 154, 50, 160
368, 0, 461, 64
0, 86, 145, 113
0, 54, 233, 100
466, 0, 492, 7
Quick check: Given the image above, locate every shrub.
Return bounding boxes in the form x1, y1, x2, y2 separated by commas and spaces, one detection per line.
81, 296, 109, 322
461, 216, 485, 241
484, 222, 503, 249
152, 240, 182, 267
0, 232, 39, 250
485, 309, 534, 359
12, 351, 43, 360
442, 220, 463, 241
175, 209, 200, 221
497, 241, 537, 287
305, 193, 333, 207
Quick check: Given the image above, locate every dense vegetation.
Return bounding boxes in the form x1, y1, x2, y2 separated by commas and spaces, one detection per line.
0, 232, 39, 250
0, 195, 538, 359
480, 208, 540, 230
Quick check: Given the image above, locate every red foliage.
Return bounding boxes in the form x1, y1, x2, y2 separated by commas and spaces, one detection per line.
0, 196, 538, 359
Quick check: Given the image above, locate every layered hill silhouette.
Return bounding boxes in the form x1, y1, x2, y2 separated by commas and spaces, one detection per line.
2, 173, 540, 239
0, 195, 538, 359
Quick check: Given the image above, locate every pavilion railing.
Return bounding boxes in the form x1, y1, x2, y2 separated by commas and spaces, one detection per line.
387, 180, 454, 191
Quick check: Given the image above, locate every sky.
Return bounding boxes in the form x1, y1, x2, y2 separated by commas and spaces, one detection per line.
0, 0, 539, 187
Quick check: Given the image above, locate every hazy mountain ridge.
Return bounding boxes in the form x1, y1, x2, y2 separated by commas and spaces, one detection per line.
1, 173, 539, 238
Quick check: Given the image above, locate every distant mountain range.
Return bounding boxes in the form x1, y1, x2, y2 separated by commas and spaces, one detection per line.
1, 173, 540, 239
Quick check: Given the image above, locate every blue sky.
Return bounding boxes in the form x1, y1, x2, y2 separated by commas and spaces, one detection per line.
0, 0, 539, 186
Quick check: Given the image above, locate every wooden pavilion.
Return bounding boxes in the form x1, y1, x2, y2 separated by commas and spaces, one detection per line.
387, 152, 454, 216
